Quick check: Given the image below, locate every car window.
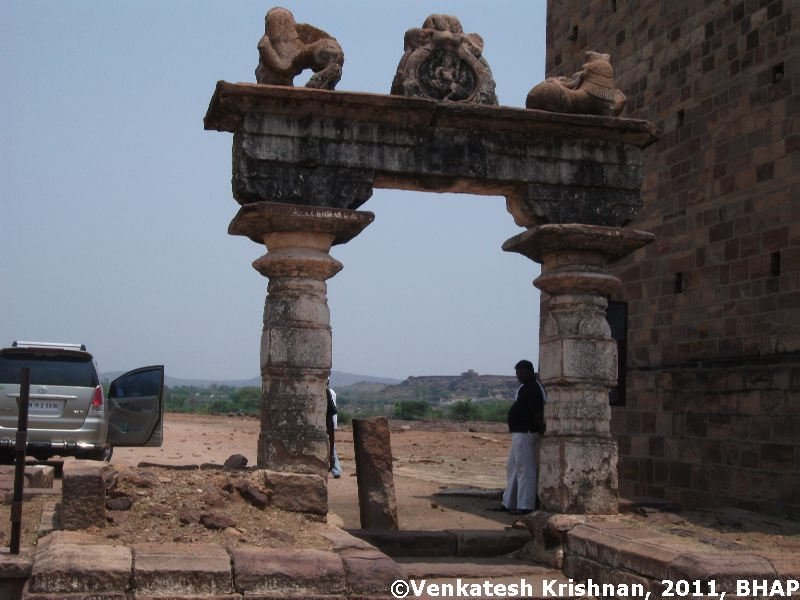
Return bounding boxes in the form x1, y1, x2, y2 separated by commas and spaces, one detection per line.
0, 354, 98, 387
111, 368, 161, 397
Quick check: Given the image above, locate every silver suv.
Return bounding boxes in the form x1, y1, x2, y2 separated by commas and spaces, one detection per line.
0, 341, 164, 462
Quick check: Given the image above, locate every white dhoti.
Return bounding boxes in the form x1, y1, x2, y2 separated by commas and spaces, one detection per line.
502, 431, 539, 511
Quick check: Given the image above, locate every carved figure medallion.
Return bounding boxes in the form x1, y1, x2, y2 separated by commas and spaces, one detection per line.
391, 14, 498, 105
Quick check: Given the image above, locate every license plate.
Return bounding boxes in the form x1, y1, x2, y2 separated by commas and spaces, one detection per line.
28, 400, 63, 416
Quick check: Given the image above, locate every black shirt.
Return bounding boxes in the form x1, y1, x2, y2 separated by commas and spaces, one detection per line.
507, 380, 546, 434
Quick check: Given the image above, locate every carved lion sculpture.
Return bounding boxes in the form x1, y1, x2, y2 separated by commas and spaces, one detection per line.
255, 7, 344, 90
525, 51, 626, 116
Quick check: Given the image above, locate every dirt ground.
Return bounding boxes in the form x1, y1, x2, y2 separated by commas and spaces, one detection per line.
4, 413, 797, 553
112, 413, 514, 533
0, 414, 516, 551
110, 413, 800, 554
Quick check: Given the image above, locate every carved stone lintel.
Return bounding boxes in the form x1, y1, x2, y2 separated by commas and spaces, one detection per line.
206, 82, 657, 216
232, 149, 376, 209
506, 184, 644, 229
391, 14, 497, 105
526, 51, 627, 116
255, 7, 344, 90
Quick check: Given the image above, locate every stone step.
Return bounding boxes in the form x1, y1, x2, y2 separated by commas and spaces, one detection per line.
0, 465, 56, 495
347, 528, 531, 558
2, 488, 60, 504
15, 529, 408, 599
396, 556, 589, 600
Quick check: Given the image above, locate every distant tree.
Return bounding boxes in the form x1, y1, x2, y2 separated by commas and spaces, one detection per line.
449, 399, 481, 421
393, 400, 431, 420
337, 410, 352, 425
477, 400, 512, 422
231, 387, 260, 415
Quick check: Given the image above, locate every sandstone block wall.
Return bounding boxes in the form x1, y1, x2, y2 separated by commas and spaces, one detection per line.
546, 0, 799, 514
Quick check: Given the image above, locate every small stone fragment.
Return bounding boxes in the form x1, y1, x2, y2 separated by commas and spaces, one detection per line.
224, 454, 249, 471
199, 485, 229, 507
178, 505, 201, 525
234, 479, 272, 509
106, 511, 130, 525
106, 495, 135, 511
200, 512, 236, 530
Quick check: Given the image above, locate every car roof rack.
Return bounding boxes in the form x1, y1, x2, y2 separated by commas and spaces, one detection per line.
11, 341, 87, 351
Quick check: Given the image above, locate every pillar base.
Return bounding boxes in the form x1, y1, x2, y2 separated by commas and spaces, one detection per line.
539, 435, 619, 515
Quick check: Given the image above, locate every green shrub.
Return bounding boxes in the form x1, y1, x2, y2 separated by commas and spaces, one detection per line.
449, 399, 481, 421
393, 399, 432, 420
478, 400, 512, 422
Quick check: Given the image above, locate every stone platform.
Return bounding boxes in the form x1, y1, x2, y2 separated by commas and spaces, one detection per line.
2, 460, 797, 598
2, 510, 799, 599
5, 528, 406, 599
518, 510, 800, 599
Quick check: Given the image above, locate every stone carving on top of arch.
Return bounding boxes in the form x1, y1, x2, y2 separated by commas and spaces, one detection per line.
526, 51, 627, 116
391, 14, 498, 105
255, 6, 344, 90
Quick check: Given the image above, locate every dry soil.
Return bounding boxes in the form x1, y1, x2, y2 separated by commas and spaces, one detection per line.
4, 413, 797, 553
111, 413, 514, 533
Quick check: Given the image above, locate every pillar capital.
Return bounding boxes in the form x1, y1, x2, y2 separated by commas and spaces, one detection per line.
229, 201, 375, 282
503, 223, 654, 296
229, 201, 376, 247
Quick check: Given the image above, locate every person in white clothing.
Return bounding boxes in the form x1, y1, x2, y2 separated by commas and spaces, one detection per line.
496, 360, 546, 515
326, 383, 342, 478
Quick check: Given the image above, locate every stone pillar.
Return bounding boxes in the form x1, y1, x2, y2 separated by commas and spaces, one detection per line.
503, 224, 654, 514
229, 202, 374, 478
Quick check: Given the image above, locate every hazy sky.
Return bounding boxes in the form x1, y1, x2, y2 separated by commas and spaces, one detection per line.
1, 1, 547, 381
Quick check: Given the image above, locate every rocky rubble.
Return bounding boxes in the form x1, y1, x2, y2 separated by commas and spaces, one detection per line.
93, 460, 332, 550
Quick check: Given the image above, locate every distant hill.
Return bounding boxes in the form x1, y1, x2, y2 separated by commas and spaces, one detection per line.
102, 370, 400, 389
336, 370, 519, 409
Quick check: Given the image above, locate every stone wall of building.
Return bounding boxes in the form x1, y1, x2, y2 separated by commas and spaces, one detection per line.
545, 0, 799, 514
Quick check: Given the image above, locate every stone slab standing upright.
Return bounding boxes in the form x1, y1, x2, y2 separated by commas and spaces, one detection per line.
352, 417, 399, 530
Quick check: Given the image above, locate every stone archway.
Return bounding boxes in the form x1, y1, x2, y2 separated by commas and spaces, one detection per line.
204, 82, 657, 515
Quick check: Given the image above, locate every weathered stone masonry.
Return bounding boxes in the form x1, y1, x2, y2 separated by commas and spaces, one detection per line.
546, 0, 799, 514
205, 81, 658, 514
